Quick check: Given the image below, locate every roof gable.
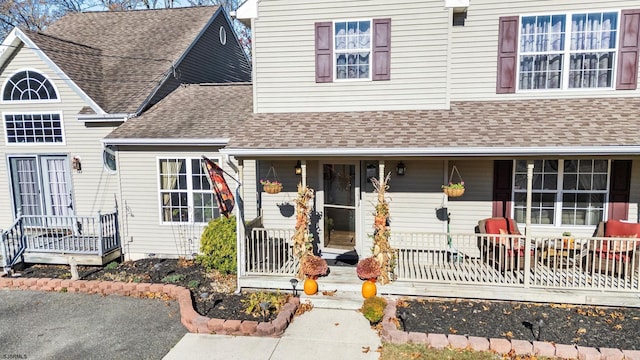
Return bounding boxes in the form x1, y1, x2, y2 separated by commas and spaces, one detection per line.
29, 6, 222, 114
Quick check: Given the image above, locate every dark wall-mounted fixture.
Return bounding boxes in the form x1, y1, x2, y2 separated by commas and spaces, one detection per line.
366, 163, 377, 182
72, 156, 82, 173
295, 160, 302, 175
396, 162, 406, 176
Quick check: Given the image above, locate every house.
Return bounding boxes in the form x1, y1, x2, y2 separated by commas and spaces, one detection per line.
228, 0, 640, 306
0, 6, 251, 270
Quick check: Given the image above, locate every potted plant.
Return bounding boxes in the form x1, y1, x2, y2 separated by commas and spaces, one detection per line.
562, 231, 574, 249
300, 254, 328, 295
261, 179, 282, 194
442, 181, 465, 197
356, 257, 381, 298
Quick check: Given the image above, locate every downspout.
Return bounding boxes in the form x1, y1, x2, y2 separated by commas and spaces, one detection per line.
225, 155, 244, 294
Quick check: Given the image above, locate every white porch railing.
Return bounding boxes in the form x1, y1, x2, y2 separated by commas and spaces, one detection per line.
244, 228, 297, 275
243, 229, 639, 295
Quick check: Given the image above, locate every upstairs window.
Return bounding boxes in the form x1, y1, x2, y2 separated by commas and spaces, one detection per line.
3, 70, 58, 101
519, 12, 618, 90
335, 20, 371, 80
4, 113, 64, 144
315, 18, 391, 83
496, 9, 640, 93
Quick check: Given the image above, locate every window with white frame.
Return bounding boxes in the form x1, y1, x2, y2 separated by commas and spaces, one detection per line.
3, 70, 58, 101
159, 158, 219, 223
334, 20, 371, 80
4, 113, 64, 143
513, 159, 609, 226
519, 11, 618, 90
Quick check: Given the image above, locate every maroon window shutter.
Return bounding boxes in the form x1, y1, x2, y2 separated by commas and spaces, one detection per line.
616, 10, 640, 90
496, 16, 519, 94
315, 22, 333, 83
493, 160, 513, 217
372, 18, 391, 81
608, 160, 632, 220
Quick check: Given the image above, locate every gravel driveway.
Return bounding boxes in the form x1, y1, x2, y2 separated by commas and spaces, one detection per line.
0, 289, 187, 360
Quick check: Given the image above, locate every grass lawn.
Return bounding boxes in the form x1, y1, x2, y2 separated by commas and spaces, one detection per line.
380, 343, 557, 360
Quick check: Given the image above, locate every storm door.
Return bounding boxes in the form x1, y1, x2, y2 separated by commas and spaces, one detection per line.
322, 163, 358, 253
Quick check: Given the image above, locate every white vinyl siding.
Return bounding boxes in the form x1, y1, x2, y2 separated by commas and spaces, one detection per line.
0, 44, 120, 229
252, 0, 449, 113
450, 0, 640, 101
117, 148, 242, 259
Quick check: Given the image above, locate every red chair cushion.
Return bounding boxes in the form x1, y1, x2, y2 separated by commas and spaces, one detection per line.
604, 219, 640, 237
485, 218, 508, 235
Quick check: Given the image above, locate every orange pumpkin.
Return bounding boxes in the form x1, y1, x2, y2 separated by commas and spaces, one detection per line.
361, 280, 377, 299
303, 278, 318, 295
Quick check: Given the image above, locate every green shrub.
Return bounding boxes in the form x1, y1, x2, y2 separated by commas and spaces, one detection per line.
196, 215, 237, 274
105, 261, 119, 270
187, 280, 200, 290
361, 296, 387, 324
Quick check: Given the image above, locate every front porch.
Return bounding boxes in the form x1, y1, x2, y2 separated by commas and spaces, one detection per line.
1, 211, 122, 273
240, 228, 640, 307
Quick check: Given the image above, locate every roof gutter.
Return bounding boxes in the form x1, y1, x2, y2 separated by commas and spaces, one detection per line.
102, 138, 230, 146
221, 146, 640, 157
78, 113, 130, 123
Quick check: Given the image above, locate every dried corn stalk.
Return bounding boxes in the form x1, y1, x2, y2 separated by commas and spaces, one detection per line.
371, 173, 395, 285
293, 183, 314, 279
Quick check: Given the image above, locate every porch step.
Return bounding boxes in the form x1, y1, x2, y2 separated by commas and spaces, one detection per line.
300, 290, 364, 310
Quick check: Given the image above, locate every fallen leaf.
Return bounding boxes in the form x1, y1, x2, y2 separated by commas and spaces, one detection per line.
361, 346, 370, 353
614, 324, 623, 330
502, 331, 513, 339
334, 323, 340, 326
449, 327, 458, 334
576, 328, 586, 335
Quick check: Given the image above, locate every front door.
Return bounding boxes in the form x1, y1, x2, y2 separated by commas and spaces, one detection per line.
322, 163, 358, 255
9, 155, 74, 217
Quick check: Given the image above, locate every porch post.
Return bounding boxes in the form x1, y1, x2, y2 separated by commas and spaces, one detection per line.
378, 161, 385, 183
523, 161, 534, 287
236, 159, 245, 278
301, 160, 307, 188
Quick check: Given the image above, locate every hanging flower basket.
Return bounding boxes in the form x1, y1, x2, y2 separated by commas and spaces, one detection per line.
442, 165, 465, 198
443, 187, 465, 197
261, 165, 282, 194
262, 182, 282, 194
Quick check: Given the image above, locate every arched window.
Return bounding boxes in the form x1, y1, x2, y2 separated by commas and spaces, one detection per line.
3, 70, 58, 101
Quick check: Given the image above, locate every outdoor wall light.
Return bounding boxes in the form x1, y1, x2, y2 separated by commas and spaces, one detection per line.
366, 164, 377, 182
72, 156, 82, 173
290, 278, 299, 296
295, 160, 302, 175
396, 162, 406, 176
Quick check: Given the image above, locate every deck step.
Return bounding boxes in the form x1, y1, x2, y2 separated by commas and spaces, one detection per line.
300, 290, 364, 310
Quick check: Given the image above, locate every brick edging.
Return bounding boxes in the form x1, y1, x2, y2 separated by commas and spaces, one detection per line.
0, 276, 300, 336
380, 299, 640, 360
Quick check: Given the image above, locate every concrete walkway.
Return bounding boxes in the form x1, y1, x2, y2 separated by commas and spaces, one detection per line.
163, 308, 381, 360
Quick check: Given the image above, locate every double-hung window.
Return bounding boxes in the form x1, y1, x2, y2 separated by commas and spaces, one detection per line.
497, 9, 640, 93
158, 158, 219, 224
519, 12, 618, 90
334, 20, 371, 80
513, 159, 609, 226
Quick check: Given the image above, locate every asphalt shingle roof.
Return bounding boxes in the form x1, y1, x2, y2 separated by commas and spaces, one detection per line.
106, 83, 640, 155
28, 6, 220, 114
105, 83, 253, 140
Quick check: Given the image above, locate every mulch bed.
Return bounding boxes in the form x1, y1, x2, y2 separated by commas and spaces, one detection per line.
397, 297, 640, 350
13, 258, 284, 322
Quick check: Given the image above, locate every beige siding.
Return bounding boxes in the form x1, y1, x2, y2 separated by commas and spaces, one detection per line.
240, 159, 259, 221
116, 147, 242, 259
451, 0, 640, 101
252, 0, 449, 113
0, 46, 120, 227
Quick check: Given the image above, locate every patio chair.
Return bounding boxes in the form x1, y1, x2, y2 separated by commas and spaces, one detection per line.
585, 220, 640, 278
476, 217, 534, 272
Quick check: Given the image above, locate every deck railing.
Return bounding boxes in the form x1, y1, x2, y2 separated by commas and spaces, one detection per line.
243, 228, 639, 294
1, 211, 120, 271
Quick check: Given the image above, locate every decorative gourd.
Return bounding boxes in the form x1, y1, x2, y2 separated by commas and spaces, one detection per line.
361, 279, 377, 299
303, 278, 318, 295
